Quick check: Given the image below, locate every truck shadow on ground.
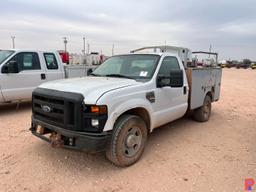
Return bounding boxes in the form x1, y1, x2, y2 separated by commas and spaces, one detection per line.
33, 115, 205, 173
0, 102, 32, 115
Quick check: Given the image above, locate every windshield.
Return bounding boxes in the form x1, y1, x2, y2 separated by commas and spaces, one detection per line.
92, 54, 160, 80
0, 50, 15, 64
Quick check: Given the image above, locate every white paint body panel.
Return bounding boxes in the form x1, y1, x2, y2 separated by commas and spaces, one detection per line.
39, 77, 139, 105
64, 65, 98, 78
0, 50, 95, 103
188, 68, 222, 110
31, 51, 221, 133
38, 52, 189, 132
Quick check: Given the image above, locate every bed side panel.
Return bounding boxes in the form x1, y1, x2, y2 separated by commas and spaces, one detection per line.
187, 68, 221, 110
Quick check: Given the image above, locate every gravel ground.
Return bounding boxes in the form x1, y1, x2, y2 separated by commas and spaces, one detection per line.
0, 68, 255, 192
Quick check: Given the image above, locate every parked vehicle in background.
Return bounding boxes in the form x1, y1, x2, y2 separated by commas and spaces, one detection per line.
228, 60, 239, 68
219, 60, 227, 68
69, 52, 108, 65
30, 45, 222, 167
236, 59, 251, 69
251, 62, 256, 69
221, 63, 227, 68
58, 50, 69, 64
0, 49, 95, 104
191, 51, 218, 67
225, 60, 233, 68
219, 60, 235, 68
217, 59, 254, 69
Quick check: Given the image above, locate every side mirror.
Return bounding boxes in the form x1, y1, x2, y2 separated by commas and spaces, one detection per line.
2, 61, 19, 73
170, 70, 183, 87
157, 70, 183, 88
156, 75, 169, 88
87, 68, 93, 76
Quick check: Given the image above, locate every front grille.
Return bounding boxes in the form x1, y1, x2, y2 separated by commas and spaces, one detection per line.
32, 88, 84, 131
33, 95, 65, 124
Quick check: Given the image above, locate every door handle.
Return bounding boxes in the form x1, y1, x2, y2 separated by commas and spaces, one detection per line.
183, 86, 187, 95
41, 73, 46, 80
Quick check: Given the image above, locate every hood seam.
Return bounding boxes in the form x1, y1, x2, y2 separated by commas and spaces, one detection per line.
95, 84, 134, 104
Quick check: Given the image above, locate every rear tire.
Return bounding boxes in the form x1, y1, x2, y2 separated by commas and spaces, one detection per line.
106, 115, 148, 167
192, 95, 212, 122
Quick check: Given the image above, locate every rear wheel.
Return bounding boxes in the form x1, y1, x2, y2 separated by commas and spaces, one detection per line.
192, 95, 212, 122
106, 115, 148, 167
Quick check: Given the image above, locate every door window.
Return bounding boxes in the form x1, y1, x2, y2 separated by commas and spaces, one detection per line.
158, 56, 180, 76
8, 52, 40, 71
157, 56, 180, 85
44, 53, 58, 70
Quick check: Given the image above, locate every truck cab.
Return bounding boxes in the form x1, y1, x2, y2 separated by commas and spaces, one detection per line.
0, 49, 65, 103
30, 46, 222, 167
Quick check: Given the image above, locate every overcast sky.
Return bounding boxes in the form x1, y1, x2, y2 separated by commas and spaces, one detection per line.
1, 0, 256, 60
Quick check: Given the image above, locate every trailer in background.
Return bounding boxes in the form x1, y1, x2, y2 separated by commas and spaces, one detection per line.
58, 50, 69, 64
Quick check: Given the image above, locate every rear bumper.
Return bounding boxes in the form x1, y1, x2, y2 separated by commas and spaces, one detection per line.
30, 118, 111, 153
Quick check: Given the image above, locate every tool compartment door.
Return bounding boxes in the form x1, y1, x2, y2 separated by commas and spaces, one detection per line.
186, 68, 222, 110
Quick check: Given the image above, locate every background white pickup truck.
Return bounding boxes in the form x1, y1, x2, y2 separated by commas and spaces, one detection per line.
0, 49, 95, 104
30, 46, 222, 167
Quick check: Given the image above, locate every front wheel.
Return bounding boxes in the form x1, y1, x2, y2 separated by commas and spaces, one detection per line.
106, 115, 148, 167
192, 95, 212, 122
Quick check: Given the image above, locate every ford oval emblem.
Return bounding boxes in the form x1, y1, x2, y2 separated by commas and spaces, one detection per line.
41, 105, 51, 113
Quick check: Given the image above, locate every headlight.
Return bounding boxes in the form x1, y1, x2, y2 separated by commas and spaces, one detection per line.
82, 104, 108, 132
91, 119, 99, 127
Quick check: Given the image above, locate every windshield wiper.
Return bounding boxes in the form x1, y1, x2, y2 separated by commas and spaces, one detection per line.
105, 74, 134, 79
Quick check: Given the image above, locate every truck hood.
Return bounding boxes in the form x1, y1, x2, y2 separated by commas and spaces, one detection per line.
39, 76, 139, 104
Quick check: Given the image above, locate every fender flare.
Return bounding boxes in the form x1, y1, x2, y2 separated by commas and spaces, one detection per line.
103, 98, 154, 132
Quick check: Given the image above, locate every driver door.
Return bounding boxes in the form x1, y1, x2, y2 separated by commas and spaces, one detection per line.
153, 56, 188, 127
0, 52, 46, 102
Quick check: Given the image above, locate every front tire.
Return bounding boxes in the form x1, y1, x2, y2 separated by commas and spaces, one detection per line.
106, 115, 148, 167
192, 95, 212, 122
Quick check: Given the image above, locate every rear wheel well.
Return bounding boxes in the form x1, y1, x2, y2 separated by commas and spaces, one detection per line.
206, 90, 213, 101
121, 108, 151, 133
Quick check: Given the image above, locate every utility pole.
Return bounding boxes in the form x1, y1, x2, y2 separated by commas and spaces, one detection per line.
87, 42, 90, 55
112, 44, 114, 56
209, 44, 212, 58
63, 37, 68, 53
83, 37, 86, 55
11, 36, 15, 49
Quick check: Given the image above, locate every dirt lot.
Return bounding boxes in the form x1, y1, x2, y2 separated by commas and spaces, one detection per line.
0, 68, 255, 192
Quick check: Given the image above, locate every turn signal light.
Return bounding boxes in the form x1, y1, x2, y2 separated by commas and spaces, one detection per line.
91, 106, 107, 114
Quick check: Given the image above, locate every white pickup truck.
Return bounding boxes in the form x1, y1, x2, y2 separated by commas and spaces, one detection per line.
30, 46, 222, 167
0, 49, 94, 104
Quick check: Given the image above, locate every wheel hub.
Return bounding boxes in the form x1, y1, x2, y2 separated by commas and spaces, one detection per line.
123, 127, 142, 157
126, 134, 139, 148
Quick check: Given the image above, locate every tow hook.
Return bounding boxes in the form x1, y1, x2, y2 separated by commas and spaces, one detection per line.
49, 132, 64, 148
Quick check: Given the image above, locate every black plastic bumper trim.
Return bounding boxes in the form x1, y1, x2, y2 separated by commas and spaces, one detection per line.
31, 118, 112, 152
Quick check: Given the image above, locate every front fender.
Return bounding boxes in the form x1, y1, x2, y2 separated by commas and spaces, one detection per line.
103, 98, 155, 132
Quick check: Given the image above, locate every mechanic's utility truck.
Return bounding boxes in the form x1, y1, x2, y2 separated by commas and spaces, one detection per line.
30, 46, 222, 167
